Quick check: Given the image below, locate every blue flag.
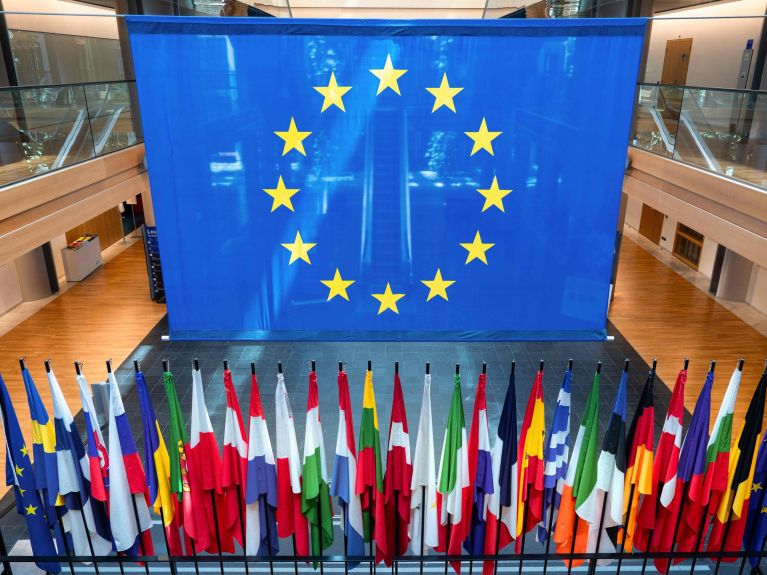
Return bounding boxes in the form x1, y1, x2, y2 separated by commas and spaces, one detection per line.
127, 18, 646, 341
0, 373, 60, 573
744, 423, 767, 566
538, 367, 572, 543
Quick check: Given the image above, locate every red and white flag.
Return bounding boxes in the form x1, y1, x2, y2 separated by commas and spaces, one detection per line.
189, 366, 234, 553
222, 367, 249, 549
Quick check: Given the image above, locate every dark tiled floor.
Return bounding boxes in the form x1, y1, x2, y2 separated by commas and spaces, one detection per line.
3, 315, 710, 574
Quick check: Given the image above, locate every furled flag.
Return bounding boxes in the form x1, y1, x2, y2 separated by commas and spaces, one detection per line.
221, 367, 248, 549
658, 368, 713, 573
355, 369, 387, 563
245, 368, 279, 556
384, 371, 412, 562
465, 371, 493, 555
0, 373, 60, 573
332, 368, 365, 564
515, 367, 545, 552
619, 368, 655, 552
537, 365, 571, 543
76, 370, 109, 507
48, 367, 113, 556
587, 368, 627, 565
302, 369, 335, 560
483, 367, 518, 575
275, 370, 310, 555
410, 371, 439, 555
21, 366, 64, 544
136, 368, 183, 555
163, 368, 203, 553
553, 369, 600, 568
106, 371, 154, 555
677, 366, 741, 556
634, 366, 686, 553
189, 365, 234, 553
743, 420, 767, 567
436, 371, 471, 574
708, 368, 767, 558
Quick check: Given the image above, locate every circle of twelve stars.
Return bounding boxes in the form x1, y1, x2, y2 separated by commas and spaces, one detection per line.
266, 54, 511, 315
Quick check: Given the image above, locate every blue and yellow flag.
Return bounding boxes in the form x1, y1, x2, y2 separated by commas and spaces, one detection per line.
127, 18, 646, 341
0, 373, 60, 573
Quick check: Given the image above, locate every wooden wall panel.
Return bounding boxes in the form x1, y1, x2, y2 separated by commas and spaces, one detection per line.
65, 207, 124, 248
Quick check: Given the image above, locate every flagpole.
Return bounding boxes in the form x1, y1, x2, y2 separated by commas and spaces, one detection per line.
542, 359, 568, 575
394, 361, 401, 575
689, 359, 725, 575
367, 360, 376, 575
566, 516, 579, 575
22, 358, 75, 575
338, 362, 351, 575
121, 360, 151, 575
587, 360, 622, 575
420, 362, 430, 575
638, 361, 659, 575
311, 361, 326, 575
190, 359, 202, 575
517, 361, 542, 575
277, 361, 300, 575
444, 364, 459, 575
158, 360, 181, 575
738, 361, 767, 575
495, 361, 515, 575
0, 392, 14, 575
69, 361, 102, 575
616, 359, 655, 575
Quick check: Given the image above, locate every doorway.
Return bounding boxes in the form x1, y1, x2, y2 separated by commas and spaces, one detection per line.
639, 203, 665, 245
661, 38, 693, 85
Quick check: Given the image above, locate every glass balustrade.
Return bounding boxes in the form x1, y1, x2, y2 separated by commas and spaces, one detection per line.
0, 80, 140, 188
632, 83, 767, 189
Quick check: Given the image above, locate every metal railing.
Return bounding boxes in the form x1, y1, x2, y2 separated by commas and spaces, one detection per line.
0, 80, 142, 189
632, 82, 767, 189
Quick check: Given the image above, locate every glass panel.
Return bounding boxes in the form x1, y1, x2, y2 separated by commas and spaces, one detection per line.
84, 83, 140, 156
0, 81, 139, 188
633, 83, 767, 189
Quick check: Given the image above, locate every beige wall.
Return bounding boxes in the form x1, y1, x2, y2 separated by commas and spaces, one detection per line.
0, 262, 22, 315
3, 0, 119, 40
646, 0, 767, 89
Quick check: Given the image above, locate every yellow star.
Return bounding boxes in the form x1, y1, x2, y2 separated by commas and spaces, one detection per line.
18, 488, 26, 496
281, 231, 316, 265
274, 117, 311, 156
460, 231, 495, 265
421, 269, 456, 302
753, 482, 763, 493
425, 73, 464, 113
370, 54, 407, 96
465, 118, 502, 156
477, 177, 512, 212
371, 283, 405, 315
320, 268, 356, 301
313, 72, 352, 112
14, 464, 23, 477
20, 446, 28, 457
25, 504, 37, 516
762, 506, 767, 514
263, 176, 299, 212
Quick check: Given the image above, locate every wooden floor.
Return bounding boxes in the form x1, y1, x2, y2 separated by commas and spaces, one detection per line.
0, 241, 166, 494
610, 237, 767, 423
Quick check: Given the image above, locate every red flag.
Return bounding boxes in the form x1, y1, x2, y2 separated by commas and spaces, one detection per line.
188, 366, 234, 553
634, 368, 686, 552
383, 372, 412, 564
222, 368, 249, 548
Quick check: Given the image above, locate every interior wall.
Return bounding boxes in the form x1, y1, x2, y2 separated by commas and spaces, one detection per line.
0, 262, 22, 315
699, 237, 719, 277
747, 264, 767, 315
646, 0, 767, 88
3, 0, 119, 40
65, 207, 124, 249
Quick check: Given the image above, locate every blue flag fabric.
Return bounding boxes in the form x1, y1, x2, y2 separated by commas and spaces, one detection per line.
0, 373, 61, 573
744, 428, 767, 566
127, 17, 646, 341
538, 367, 571, 542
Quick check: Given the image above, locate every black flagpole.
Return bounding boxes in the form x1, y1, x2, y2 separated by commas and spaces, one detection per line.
419, 362, 430, 575
542, 359, 570, 575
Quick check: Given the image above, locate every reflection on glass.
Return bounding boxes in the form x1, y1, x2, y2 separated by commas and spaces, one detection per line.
633, 83, 767, 189
0, 81, 141, 188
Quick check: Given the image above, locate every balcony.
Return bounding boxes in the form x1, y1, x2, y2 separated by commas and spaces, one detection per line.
0, 80, 141, 189
632, 82, 767, 190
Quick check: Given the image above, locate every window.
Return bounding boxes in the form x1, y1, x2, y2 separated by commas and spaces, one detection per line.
673, 223, 704, 269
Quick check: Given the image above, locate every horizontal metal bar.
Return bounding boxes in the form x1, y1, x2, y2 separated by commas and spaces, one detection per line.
0, 79, 136, 92
637, 81, 767, 96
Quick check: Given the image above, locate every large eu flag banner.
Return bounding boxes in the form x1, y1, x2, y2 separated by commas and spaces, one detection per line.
128, 17, 645, 341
